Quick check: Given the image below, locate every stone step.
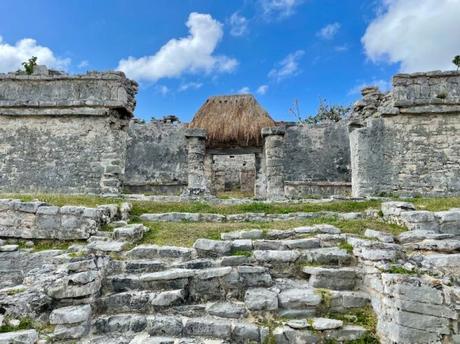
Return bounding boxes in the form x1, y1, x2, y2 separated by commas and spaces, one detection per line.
108, 258, 220, 275
125, 245, 195, 261
92, 312, 369, 343
272, 324, 368, 343
302, 266, 359, 290
93, 313, 267, 343
96, 290, 185, 314
104, 266, 273, 300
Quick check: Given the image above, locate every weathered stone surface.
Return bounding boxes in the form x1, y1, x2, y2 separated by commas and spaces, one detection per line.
303, 267, 357, 290
364, 229, 395, 243
0, 329, 38, 344
278, 288, 322, 309
221, 229, 263, 240
244, 288, 278, 310
207, 302, 247, 318
50, 304, 91, 325
88, 240, 128, 253
310, 317, 343, 330
0, 200, 106, 240
253, 250, 300, 263
193, 239, 232, 257
183, 317, 231, 338
113, 224, 146, 242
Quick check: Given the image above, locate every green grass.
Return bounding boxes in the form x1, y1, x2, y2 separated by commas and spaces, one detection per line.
17, 240, 85, 251
130, 199, 383, 216
385, 265, 417, 275
139, 217, 407, 247
0, 193, 122, 208
0, 317, 34, 333
410, 196, 460, 212
338, 241, 354, 254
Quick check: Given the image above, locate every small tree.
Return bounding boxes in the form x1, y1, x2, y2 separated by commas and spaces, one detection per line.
453, 55, 460, 71
289, 99, 351, 125
22, 56, 38, 75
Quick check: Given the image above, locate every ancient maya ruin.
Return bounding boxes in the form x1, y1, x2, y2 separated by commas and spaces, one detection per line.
0, 65, 459, 344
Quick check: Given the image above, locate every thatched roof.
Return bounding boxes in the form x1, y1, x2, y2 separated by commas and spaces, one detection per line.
189, 94, 275, 147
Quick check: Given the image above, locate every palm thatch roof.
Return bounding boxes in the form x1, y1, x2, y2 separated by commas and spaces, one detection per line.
189, 94, 275, 147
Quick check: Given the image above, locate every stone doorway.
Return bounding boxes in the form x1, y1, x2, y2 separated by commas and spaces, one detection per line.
205, 148, 262, 197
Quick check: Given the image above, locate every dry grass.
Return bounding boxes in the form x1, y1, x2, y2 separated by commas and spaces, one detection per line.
189, 94, 275, 147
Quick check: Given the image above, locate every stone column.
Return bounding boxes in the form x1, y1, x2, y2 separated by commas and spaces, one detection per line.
183, 128, 209, 197
262, 127, 286, 200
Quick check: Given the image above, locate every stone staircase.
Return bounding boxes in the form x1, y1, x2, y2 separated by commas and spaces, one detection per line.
84, 224, 372, 343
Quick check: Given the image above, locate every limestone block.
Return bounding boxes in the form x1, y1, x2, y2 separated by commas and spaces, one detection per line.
244, 288, 278, 310
50, 305, 92, 325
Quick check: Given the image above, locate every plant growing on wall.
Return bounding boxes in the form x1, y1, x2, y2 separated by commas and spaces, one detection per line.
22, 56, 38, 75
289, 98, 351, 125
453, 55, 460, 70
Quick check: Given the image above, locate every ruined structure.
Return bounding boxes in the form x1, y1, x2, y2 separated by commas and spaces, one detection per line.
0, 67, 460, 344
0, 67, 137, 195
350, 71, 460, 197
124, 95, 351, 199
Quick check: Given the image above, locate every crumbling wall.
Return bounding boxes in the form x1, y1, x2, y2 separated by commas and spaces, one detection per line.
125, 120, 187, 194
349, 71, 460, 197
0, 69, 137, 194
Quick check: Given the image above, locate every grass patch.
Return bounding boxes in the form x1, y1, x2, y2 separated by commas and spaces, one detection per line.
411, 196, 460, 212
326, 306, 378, 333
0, 193, 122, 208
17, 240, 84, 252
216, 190, 254, 199
130, 199, 383, 216
232, 250, 252, 257
0, 317, 34, 333
385, 265, 417, 275
338, 241, 354, 254
139, 217, 407, 247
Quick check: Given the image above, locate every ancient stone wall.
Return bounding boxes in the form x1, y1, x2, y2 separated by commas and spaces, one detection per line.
283, 122, 351, 182
350, 71, 460, 197
0, 199, 122, 240
0, 69, 137, 195
125, 120, 188, 194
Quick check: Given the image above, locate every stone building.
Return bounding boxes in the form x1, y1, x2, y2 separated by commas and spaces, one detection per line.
124, 95, 351, 199
349, 71, 460, 197
7, 67, 460, 199
0, 66, 137, 195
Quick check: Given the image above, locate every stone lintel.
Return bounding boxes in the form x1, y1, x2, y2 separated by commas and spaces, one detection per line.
185, 128, 207, 139
261, 127, 285, 137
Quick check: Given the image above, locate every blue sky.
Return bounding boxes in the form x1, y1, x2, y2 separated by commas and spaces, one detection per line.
0, 0, 458, 122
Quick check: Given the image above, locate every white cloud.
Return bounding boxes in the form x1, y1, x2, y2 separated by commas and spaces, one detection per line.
362, 0, 460, 72
268, 50, 304, 81
0, 36, 70, 73
156, 85, 170, 96
257, 85, 269, 95
348, 79, 391, 95
229, 12, 249, 36
78, 60, 89, 68
178, 82, 203, 92
238, 86, 251, 94
259, 0, 303, 19
317, 22, 341, 40
118, 13, 238, 82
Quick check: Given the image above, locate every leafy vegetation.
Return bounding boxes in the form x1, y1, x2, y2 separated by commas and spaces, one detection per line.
21, 56, 38, 75
0, 317, 34, 333
289, 98, 351, 125
453, 55, 460, 70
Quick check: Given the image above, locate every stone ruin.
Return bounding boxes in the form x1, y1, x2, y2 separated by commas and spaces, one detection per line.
0, 66, 459, 344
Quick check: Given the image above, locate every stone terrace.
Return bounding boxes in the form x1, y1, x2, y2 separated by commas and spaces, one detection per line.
0, 197, 459, 343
